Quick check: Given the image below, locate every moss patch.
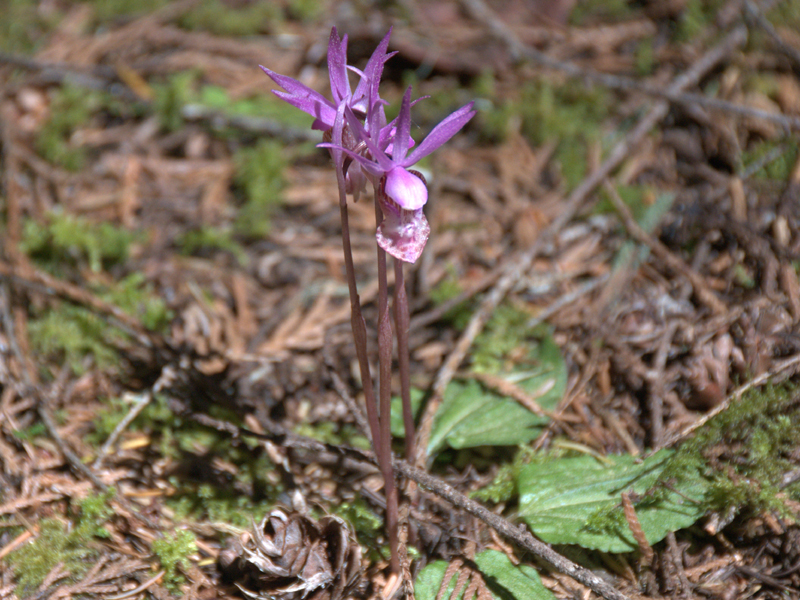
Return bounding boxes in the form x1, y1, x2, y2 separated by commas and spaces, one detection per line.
233, 139, 287, 238
21, 212, 136, 274
667, 384, 800, 518
152, 529, 197, 592
5, 491, 115, 595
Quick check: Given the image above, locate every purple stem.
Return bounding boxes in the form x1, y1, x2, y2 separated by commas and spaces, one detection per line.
334, 162, 381, 457
374, 188, 399, 574
393, 259, 415, 461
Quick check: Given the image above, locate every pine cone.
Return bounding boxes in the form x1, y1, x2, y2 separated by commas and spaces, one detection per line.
220, 509, 362, 600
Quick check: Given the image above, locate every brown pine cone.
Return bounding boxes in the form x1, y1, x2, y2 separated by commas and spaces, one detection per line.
220, 509, 362, 600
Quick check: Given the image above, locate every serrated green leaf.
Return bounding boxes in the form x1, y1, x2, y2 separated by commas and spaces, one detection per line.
415, 551, 554, 600
518, 449, 708, 553
427, 334, 565, 458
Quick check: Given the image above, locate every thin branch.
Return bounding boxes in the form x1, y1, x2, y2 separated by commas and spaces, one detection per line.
92, 391, 153, 469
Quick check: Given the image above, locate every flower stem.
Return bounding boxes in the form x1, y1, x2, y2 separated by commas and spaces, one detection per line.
374, 189, 399, 574
393, 259, 415, 461
336, 168, 381, 455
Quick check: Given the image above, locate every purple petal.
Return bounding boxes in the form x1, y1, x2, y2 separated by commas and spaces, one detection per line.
352, 27, 396, 113
393, 87, 413, 162
385, 167, 427, 210
368, 97, 388, 150
327, 27, 351, 104
259, 65, 336, 128
259, 66, 326, 101
345, 163, 367, 202
376, 205, 431, 263
330, 102, 347, 176
342, 106, 394, 172
272, 90, 336, 128
404, 102, 475, 166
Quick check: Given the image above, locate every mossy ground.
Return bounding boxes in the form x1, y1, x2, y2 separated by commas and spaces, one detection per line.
5, 492, 115, 594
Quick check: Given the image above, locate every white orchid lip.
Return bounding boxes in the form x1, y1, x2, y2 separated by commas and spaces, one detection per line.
384, 167, 427, 210
376, 206, 431, 263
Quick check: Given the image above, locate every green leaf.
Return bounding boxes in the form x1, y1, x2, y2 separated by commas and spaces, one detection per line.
415, 550, 554, 600
517, 450, 709, 553
427, 334, 565, 457
415, 560, 457, 600
475, 550, 555, 600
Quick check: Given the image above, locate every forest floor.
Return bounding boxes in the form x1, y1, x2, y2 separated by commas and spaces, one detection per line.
2, 1, 800, 599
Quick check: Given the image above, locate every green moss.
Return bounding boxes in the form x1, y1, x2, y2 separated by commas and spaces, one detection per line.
34, 84, 136, 171
471, 75, 613, 187
518, 80, 611, 190
26, 270, 172, 374
286, 0, 326, 22
21, 212, 136, 273
20, 212, 169, 373
152, 530, 196, 592
103, 273, 173, 332
28, 303, 126, 375
593, 184, 651, 221
6, 492, 115, 594
667, 384, 800, 517
11, 421, 47, 441
333, 499, 388, 562
766, 0, 800, 31
233, 139, 287, 238
580, 385, 800, 537
35, 86, 93, 171
153, 71, 200, 132
177, 227, 248, 266
95, 395, 284, 528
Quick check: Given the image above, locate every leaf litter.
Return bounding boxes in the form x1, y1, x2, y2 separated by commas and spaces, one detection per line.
1, 0, 800, 599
